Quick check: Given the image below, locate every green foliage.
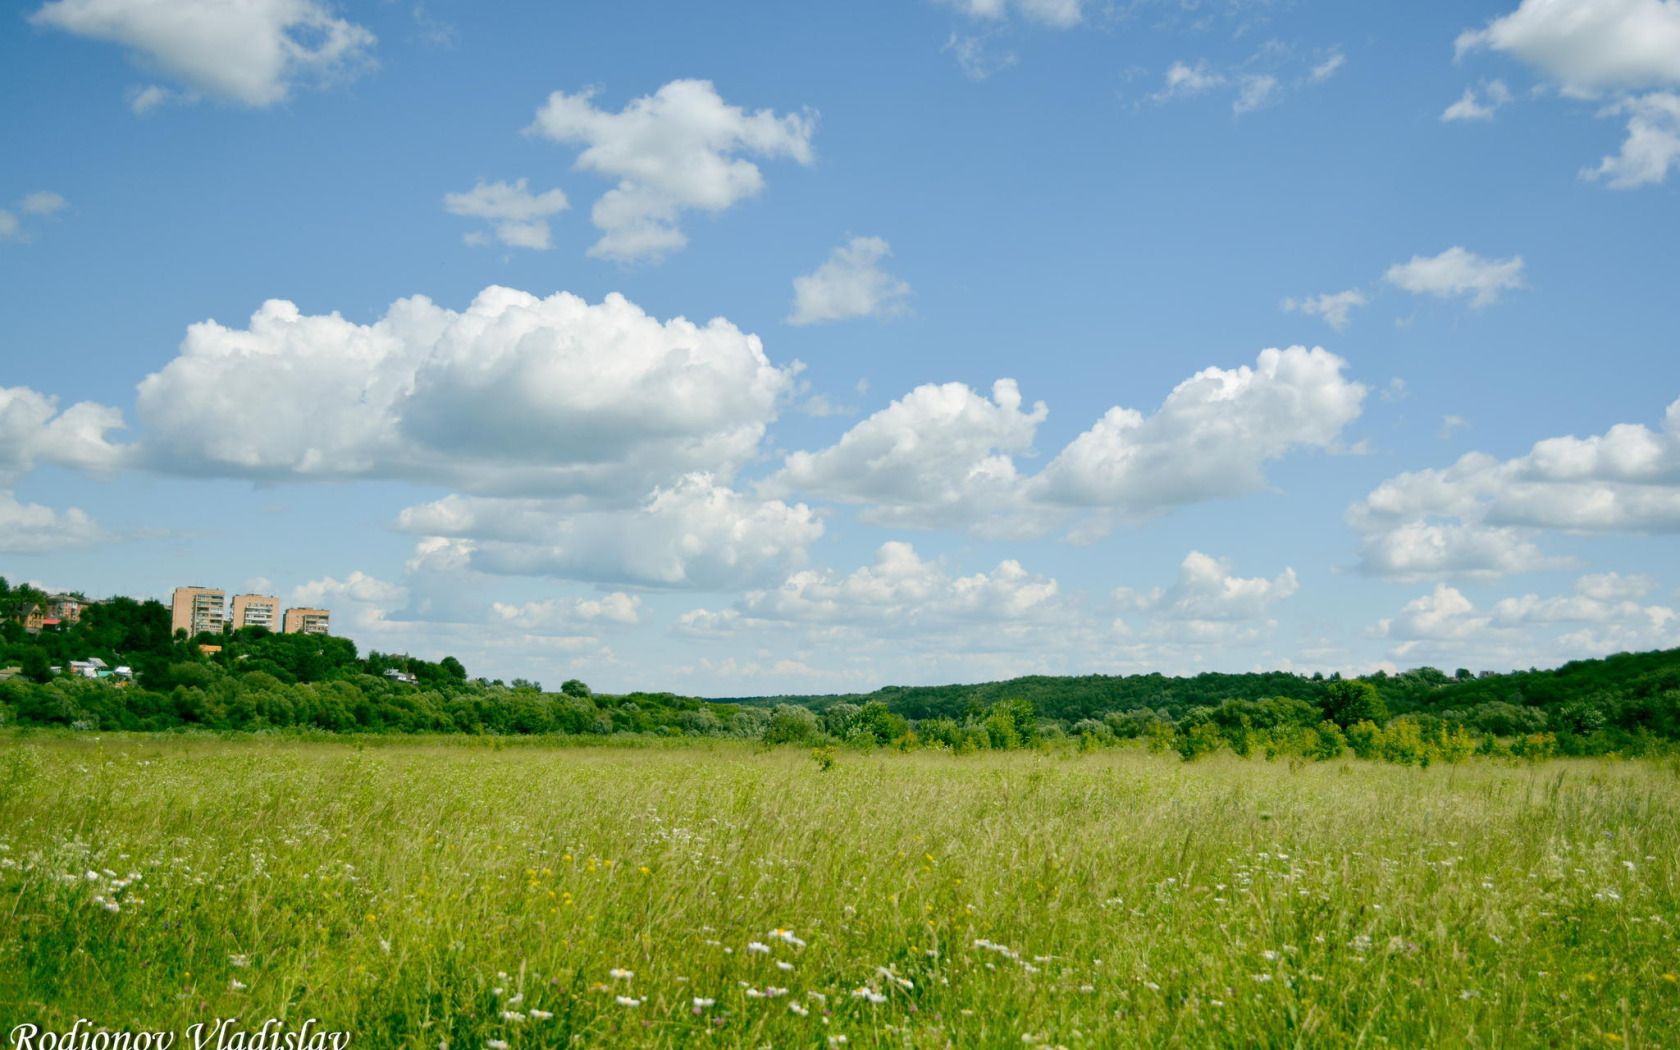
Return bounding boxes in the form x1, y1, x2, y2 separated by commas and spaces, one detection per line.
1309, 721, 1347, 761
1323, 680, 1389, 728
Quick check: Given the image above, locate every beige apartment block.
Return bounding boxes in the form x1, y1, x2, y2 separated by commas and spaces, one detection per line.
282, 607, 331, 635
170, 586, 225, 636
230, 594, 280, 631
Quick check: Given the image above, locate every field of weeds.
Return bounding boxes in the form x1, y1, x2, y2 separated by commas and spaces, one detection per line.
2, 737, 1678, 1047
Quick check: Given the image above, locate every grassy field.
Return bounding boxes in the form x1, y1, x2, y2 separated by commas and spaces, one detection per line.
2, 737, 1677, 1047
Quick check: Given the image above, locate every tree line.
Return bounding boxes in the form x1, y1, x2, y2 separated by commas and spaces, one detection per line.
3, 576, 1677, 760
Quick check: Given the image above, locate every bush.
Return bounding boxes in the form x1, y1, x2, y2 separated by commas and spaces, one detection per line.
1469, 701, 1547, 737
1309, 721, 1347, 761
1175, 722, 1224, 762
1346, 720, 1383, 760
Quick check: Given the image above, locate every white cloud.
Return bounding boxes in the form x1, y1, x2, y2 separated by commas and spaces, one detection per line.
492, 593, 642, 629
1375, 578, 1678, 664
1309, 52, 1347, 82
397, 473, 823, 590
1349, 520, 1573, 582
1233, 74, 1280, 115
769, 347, 1366, 538
1, 191, 71, 242
942, 31, 1019, 80
1440, 414, 1470, 439
787, 236, 912, 326
1383, 246, 1526, 307
727, 541, 1066, 628
1583, 91, 1680, 187
938, 0, 1089, 28
19, 192, 68, 216
131, 286, 794, 499
1114, 551, 1298, 643
1030, 346, 1366, 520
1574, 570, 1657, 601
764, 378, 1048, 530
1281, 288, 1368, 331
1378, 584, 1497, 642
1153, 60, 1226, 102
1349, 396, 1680, 578
526, 80, 815, 263
676, 542, 1082, 665
1441, 79, 1513, 121
126, 84, 178, 114
0, 490, 111, 554
30, 0, 376, 108
1455, 0, 1680, 98
443, 179, 570, 250
0, 385, 129, 480
291, 570, 406, 610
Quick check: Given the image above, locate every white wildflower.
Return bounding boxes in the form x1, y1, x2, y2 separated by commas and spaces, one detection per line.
609, 968, 634, 980
747, 942, 771, 954
616, 995, 641, 1007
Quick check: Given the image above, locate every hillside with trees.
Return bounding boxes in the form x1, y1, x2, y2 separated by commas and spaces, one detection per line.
3, 576, 1678, 759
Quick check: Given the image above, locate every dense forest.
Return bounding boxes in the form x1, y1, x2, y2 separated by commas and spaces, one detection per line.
4, 576, 1678, 761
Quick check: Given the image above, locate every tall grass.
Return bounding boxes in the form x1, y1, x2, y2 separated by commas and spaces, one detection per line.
2, 738, 1677, 1047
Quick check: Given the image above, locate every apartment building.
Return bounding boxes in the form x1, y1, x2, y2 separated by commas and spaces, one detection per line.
282, 607, 331, 635
170, 586, 225, 636
230, 594, 280, 631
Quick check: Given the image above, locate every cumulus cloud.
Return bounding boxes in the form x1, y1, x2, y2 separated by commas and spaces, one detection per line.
291, 570, 406, 610
443, 179, 569, 250
770, 347, 1365, 538
1582, 91, 1680, 187
1377, 584, 1498, 643
1376, 577, 1678, 663
1383, 246, 1526, 307
764, 379, 1048, 530
491, 593, 642, 630
397, 473, 823, 590
1442, 79, 1513, 121
526, 79, 815, 263
1113, 551, 1298, 643
0, 386, 129, 480
30, 0, 376, 108
1455, 2, 1680, 189
787, 236, 912, 325
1281, 289, 1368, 331
1349, 520, 1573, 582
1030, 346, 1366, 520
0, 490, 111, 554
131, 286, 794, 499
1574, 570, 1657, 601
1455, 0, 1680, 98
676, 542, 1078, 662
1349, 396, 1680, 579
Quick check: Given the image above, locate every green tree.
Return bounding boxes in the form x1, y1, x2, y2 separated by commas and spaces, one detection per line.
1322, 680, 1388, 728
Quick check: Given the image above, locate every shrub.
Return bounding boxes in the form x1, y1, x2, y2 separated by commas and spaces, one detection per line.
1309, 721, 1347, 761
1346, 720, 1383, 760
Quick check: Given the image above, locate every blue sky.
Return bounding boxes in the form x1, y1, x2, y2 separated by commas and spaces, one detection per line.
3, 0, 1678, 695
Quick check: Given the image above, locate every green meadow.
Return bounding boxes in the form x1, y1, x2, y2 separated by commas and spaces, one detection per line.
2, 737, 1678, 1048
